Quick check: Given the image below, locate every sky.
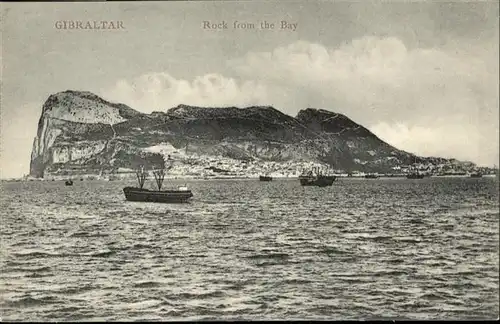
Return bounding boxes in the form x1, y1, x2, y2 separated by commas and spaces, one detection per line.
1, 1, 499, 178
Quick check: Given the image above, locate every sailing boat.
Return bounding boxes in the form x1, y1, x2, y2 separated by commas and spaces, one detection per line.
65, 146, 74, 185
123, 165, 193, 203
406, 156, 424, 179
259, 168, 273, 181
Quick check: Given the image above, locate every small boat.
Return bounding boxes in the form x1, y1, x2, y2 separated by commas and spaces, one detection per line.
123, 166, 193, 203
299, 175, 334, 187
259, 175, 273, 181
65, 179, 73, 186
406, 156, 425, 179
323, 174, 337, 182
123, 186, 193, 203
406, 172, 425, 179
364, 173, 379, 179
470, 172, 482, 178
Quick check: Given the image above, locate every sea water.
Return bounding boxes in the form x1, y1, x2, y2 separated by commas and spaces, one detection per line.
0, 177, 498, 321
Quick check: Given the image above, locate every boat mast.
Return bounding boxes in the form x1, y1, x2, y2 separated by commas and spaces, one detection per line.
136, 165, 147, 189
153, 168, 165, 191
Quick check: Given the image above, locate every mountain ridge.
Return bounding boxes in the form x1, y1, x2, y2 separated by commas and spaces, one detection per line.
29, 90, 467, 178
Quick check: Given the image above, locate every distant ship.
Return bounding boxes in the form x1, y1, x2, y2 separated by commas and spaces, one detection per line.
406, 173, 425, 179
123, 165, 193, 203
364, 173, 379, 179
406, 156, 425, 179
259, 175, 273, 181
470, 172, 483, 178
299, 167, 336, 187
65, 147, 75, 186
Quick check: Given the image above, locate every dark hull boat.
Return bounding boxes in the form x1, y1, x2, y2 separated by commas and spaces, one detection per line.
123, 165, 193, 204
123, 187, 193, 203
324, 175, 337, 182
364, 174, 379, 179
65, 180, 73, 186
299, 166, 336, 187
259, 175, 273, 181
406, 173, 425, 179
470, 173, 482, 178
299, 175, 335, 187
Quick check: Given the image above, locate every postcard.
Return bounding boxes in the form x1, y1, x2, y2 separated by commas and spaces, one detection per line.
1, 1, 498, 321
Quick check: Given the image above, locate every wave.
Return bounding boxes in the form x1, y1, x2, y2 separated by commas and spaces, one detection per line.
69, 231, 109, 238
133, 281, 163, 288
11, 250, 60, 258
4, 295, 62, 308
244, 253, 290, 260
168, 290, 227, 300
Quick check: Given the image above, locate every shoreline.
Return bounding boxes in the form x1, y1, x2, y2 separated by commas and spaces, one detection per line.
4, 174, 497, 182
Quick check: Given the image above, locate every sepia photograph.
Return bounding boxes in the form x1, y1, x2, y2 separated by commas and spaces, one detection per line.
0, 0, 499, 321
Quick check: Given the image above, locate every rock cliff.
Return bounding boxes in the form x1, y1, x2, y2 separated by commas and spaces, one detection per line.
29, 90, 453, 178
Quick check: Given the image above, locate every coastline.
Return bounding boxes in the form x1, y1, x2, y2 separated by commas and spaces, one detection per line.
3, 173, 498, 182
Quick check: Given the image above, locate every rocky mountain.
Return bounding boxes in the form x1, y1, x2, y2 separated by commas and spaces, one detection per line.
30, 90, 456, 178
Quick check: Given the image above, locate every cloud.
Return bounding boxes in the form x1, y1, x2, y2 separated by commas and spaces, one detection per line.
229, 37, 498, 125
100, 73, 269, 113
369, 121, 498, 167
0, 102, 40, 179
101, 36, 498, 166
